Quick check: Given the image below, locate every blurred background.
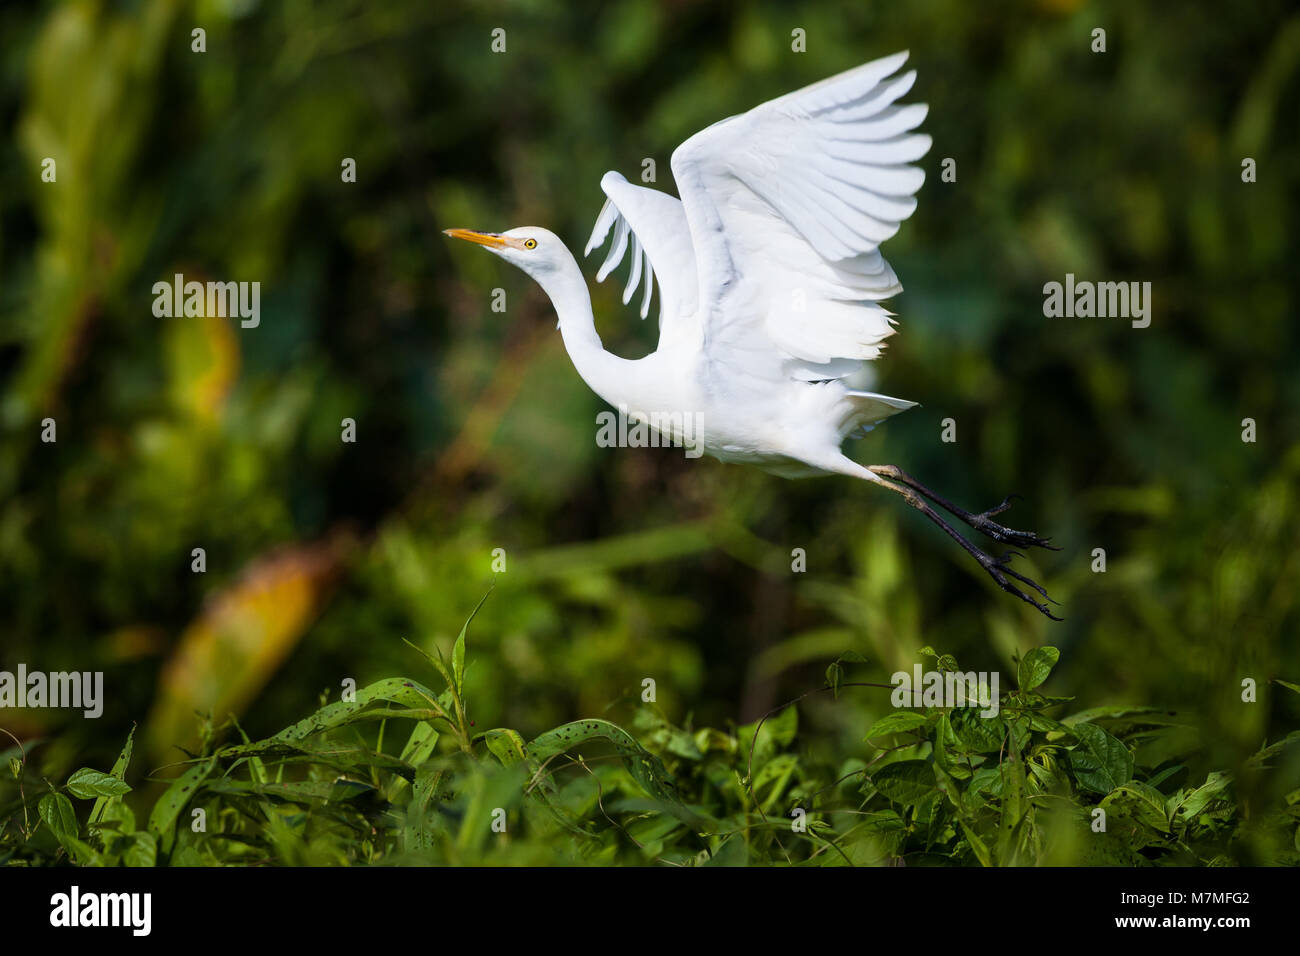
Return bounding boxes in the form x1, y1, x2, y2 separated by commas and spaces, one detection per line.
1, 0, 1297, 819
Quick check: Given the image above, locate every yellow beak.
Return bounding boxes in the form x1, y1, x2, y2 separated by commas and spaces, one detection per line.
443, 228, 508, 249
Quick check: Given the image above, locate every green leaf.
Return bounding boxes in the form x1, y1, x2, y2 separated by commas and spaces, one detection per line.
90, 799, 136, 840
1077, 828, 1145, 866
398, 721, 440, 770
752, 753, 798, 810
997, 748, 1027, 864
739, 704, 798, 768
633, 712, 704, 760
870, 760, 935, 806
66, 767, 132, 800
89, 726, 135, 836
37, 791, 97, 865
171, 845, 206, 867
1274, 679, 1300, 696
1017, 646, 1060, 691
959, 820, 993, 867
203, 778, 379, 804
39, 792, 78, 842
865, 711, 930, 740
930, 757, 968, 819
453, 586, 493, 696
1244, 730, 1300, 770
1026, 713, 1077, 739
147, 757, 217, 855
968, 766, 1003, 797
218, 738, 414, 780
1066, 722, 1134, 794
1062, 705, 1169, 725
245, 677, 449, 745
455, 763, 529, 855
763, 703, 799, 746
483, 728, 528, 766
62, 835, 103, 866
1169, 771, 1232, 821
932, 714, 968, 778
526, 719, 696, 823
405, 762, 445, 852
1144, 763, 1185, 790
949, 708, 1005, 753
826, 661, 843, 699
694, 727, 735, 755
122, 832, 157, 867
1102, 781, 1170, 832
403, 638, 457, 692
703, 834, 749, 866
858, 809, 905, 833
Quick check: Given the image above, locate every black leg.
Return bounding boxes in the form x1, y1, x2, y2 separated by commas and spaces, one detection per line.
871, 474, 1062, 620
868, 465, 1060, 551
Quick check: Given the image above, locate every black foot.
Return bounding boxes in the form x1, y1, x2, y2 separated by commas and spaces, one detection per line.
966, 495, 1060, 551
978, 548, 1062, 620
868, 467, 1059, 552
869, 466, 1063, 621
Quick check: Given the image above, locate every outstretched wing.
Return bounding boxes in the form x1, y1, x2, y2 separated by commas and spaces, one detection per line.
669, 51, 930, 387
584, 171, 699, 347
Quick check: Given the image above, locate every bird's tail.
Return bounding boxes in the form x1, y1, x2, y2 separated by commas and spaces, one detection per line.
841, 389, 917, 438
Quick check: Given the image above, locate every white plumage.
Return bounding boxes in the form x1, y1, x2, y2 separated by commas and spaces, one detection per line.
445, 52, 1061, 617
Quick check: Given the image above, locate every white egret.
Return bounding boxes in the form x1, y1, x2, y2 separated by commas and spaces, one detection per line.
445, 51, 1060, 618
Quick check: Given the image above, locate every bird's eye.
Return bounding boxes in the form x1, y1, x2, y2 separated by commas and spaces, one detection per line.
524, 238, 537, 249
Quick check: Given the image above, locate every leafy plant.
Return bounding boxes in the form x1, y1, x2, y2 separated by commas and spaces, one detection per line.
3, 597, 1297, 866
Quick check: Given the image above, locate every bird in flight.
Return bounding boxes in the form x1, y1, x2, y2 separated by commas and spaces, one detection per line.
445, 51, 1060, 618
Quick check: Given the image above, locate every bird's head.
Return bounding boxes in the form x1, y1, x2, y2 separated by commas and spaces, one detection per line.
442, 226, 567, 283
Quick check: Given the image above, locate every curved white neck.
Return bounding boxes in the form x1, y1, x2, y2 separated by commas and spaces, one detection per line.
536, 252, 645, 409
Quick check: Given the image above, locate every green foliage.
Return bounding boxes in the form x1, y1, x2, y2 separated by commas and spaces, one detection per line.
3, 603, 1296, 866
1, 0, 1298, 866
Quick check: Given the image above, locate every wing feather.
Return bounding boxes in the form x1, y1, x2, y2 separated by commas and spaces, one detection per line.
583, 171, 698, 341
669, 51, 930, 389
